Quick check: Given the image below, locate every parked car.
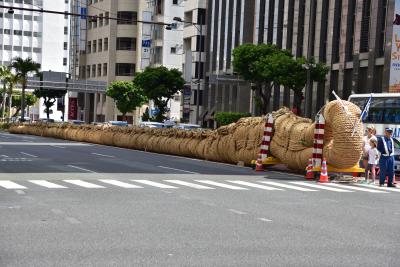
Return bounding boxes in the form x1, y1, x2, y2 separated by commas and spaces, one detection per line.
69, 120, 85, 125
139, 121, 166, 128
11, 117, 31, 123
38, 118, 55, 123
107, 121, 128, 127
174, 123, 202, 131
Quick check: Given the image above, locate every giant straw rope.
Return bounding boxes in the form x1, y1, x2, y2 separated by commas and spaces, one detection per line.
8, 100, 363, 171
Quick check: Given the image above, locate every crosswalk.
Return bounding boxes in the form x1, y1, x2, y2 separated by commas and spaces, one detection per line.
0, 179, 399, 194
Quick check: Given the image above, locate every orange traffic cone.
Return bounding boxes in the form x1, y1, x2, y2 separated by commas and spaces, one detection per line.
305, 158, 314, 179
255, 155, 264, 172
318, 158, 329, 183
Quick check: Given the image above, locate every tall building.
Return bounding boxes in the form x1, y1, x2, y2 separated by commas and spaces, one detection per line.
0, 0, 70, 120
181, 0, 206, 124
203, 0, 393, 126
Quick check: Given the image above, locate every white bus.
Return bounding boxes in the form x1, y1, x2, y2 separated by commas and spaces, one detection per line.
348, 93, 400, 139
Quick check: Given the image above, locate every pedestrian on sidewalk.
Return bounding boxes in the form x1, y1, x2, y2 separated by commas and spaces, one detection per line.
362, 125, 376, 169
377, 128, 397, 187
365, 137, 379, 184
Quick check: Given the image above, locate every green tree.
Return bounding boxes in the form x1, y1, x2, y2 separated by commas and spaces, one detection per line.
33, 88, 66, 119
106, 81, 147, 121
141, 107, 151, 121
11, 93, 37, 117
0, 65, 12, 117
134, 66, 185, 122
10, 57, 41, 121
214, 112, 252, 126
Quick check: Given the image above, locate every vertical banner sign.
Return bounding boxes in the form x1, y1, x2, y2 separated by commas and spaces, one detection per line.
141, 11, 152, 70
68, 98, 78, 120
183, 85, 191, 120
390, 0, 400, 92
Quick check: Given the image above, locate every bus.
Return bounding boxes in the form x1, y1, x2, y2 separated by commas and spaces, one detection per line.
348, 93, 400, 172
348, 93, 400, 139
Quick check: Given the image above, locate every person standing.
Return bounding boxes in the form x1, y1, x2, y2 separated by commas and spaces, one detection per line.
362, 125, 376, 169
377, 128, 397, 187
366, 138, 379, 184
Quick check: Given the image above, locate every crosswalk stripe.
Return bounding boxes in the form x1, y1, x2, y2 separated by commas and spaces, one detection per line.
29, 180, 67, 189
63, 180, 105, 188
326, 183, 387, 193
0, 180, 27, 189
98, 179, 143, 188
260, 181, 318, 191
164, 180, 214, 189
131, 180, 178, 189
290, 182, 353, 192
195, 180, 248, 190
226, 180, 283, 190
357, 184, 400, 192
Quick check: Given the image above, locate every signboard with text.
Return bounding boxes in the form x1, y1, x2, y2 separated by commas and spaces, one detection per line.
68, 98, 77, 120
390, 0, 400, 92
183, 85, 191, 120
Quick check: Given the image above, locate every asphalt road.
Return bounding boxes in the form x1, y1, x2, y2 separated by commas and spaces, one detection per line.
0, 131, 399, 267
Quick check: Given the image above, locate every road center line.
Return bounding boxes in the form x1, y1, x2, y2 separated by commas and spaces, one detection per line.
51, 145, 65, 149
158, 166, 199, 174
67, 165, 97, 173
20, 152, 38, 158
15, 190, 25, 195
258, 218, 273, 222
228, 209, 247, 215
91, 152, 115, 158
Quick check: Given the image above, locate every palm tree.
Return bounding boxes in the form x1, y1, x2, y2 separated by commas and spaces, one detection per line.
10, 58, 41, 121
0, 65, 12, 119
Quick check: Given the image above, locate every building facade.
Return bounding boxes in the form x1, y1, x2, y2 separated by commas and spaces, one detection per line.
203, 0, 393, 126
0, 0, 70, 120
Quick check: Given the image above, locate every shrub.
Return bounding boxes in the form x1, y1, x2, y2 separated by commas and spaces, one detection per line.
0, 122, 11, 130
214, 112, 252, 126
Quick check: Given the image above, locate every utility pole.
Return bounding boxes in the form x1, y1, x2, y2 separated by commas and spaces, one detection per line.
304, 0, 315, 118
196, 15, 203, 125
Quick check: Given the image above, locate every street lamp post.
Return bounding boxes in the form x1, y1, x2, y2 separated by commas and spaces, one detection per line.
173, 16, 203, 125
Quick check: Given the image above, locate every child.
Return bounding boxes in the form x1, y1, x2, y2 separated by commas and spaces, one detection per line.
366, 138, 379, 184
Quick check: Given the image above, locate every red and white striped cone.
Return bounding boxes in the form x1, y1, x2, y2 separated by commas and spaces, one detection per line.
255, 114, 274, 172
255, 154, 264, 171
305, 158, 314, 179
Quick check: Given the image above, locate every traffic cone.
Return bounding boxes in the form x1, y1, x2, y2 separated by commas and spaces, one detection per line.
318, 158, 329, 183
255, 154, 264, 172
305, 158, 314, 179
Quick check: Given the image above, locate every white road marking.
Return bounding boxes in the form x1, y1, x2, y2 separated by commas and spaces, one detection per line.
0, 181, 27, 189
290, 182, 354, 192
258, 218, 273, 222
0, 142, 90, 146
15, 190, 25, 195
20, 152, 38, 158
63, 180, 105, 188
228, 209, 247, 215
51, 145, 65, 149
158, 166, 199, 174
164, 180, 214, 189
98, 179, 143, 188
91, 153, 115, 158
0, 155, 9, 157
357, 184, 400, 192
67, 165, 96, 173
131, 180, 178, 189
260, 181, 318, 191
51, 209, 64, 215
29, 180, 67, 189
326, 183, 387, 193
226, 180, 283, 190
195, 180, 248, 190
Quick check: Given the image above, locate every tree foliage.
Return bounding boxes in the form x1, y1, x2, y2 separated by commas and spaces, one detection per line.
134, 66, 185, 122
10, 57, 41, 120
106, 81, 147, 121
214, 112, 252, 127
34, 88, 66, 119
11, 93, 37, 117
232, 44, 329, 115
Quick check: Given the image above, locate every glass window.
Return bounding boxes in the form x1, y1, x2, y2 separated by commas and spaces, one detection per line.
92, 64, 96, 77
104, 38, 108, 51
98, 39, 102, 52
103, 63, 107, 76
115, 63, 135, 76
117, 11, 137, 25
116, 38, 136, 50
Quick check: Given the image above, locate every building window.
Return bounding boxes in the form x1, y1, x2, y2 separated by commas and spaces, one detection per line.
105, 12, 109, 25
98, 39, 102, 52
64, 26, 68, 35
173, 0, 178, 4
97, 64, 101, 77
332, 0, 342, 63
115, 63, 135, 76
86, 65, 90, 78
3, 29, 11, 35
33, 47, 42, 53
93, 40, 97, 53
92, 64, 96, 77
14, 30, 23, 36
33, 32, 42, 37
87, 41, 91, 53
99, 13, 103, 27
116, 37, 136, 50
23, 31, 32, 36
360, 0, 371, 53
170, 47, 176, 54
104, 38, 108, 51
377, 0, 388, 57
103, 63, 107, 76
117, 11, 137, 25
196, 35, 205, 52
64, 42, 68, 50
63, 58, 67, 66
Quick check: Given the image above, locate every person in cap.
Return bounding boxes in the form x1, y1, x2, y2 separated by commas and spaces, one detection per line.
377, 128, 397, 187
